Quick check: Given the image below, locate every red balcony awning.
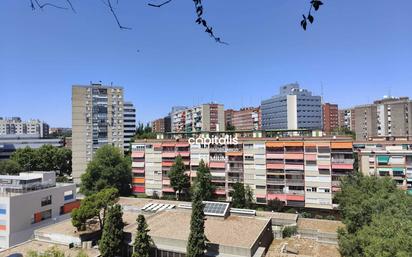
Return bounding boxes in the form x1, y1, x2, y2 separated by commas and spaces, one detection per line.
209, 162, 226, 169
132, 152, 145, 158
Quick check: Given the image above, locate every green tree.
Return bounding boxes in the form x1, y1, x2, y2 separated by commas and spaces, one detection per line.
226, 123, 235, 131
335, 173, 412, 257
71, 188, 119, 231
133, 123, 157, 140
11, 146, 37, 171
37, 144, 58, 171
80, 145, 131, 196
244, 184, 254, 209
0, 159, 23, 175
54, 147, 72, 176
99, 204, 125, 257
132, 214, 153, 257
169, 155, 190, 200
187, 188, 207, 257
231, 182, 246, 208
267, 198, 285, 212
194, 160, 214, 201
10, 145, 72, 177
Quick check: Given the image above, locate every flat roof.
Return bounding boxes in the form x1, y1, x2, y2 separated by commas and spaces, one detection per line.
128, 209, 271, 249
297, 218, 344, 233
256, 211, 298, 222
0, 240, 100, 257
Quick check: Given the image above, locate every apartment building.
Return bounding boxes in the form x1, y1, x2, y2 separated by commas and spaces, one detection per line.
322, 103, 339, 134
338, 108, 355, 131
151, 116, 171, 133
225, 107, 261, 131
123, 102, 136, 152
354, 97, 412, 140
261, 84, 322, 130
0, 117, 49, 138
131, 133, 353, 209
355, 138, 412, 193
0, 172, 78, 249
72, 84, 125, 183
171, 103, 225, 133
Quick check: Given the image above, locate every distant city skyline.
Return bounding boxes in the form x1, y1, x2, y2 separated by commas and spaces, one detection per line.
1, 1, 411, 127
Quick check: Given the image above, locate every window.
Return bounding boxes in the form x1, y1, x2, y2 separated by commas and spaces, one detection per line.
41, 195, 52, 206
245, 155, 254, 161
64, 190, 74, 201
0, 204, 6, 215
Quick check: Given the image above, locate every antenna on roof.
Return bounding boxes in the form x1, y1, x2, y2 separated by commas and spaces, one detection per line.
321, 82, 324, 98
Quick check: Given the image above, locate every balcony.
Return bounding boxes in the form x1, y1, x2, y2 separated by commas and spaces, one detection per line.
267, 189, 284, 194
285, 179, 304, 185
266, 178, 285, 185
287, 190, 305, 195
284, 170, 304, 175
331, 159, 354, 164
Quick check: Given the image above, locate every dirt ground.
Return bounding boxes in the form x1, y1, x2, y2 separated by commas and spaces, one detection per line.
266, 237, 341, 257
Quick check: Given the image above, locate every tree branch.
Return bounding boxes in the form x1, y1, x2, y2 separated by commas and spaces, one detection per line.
301, 0, 323, 30
105, 0, 132, 30
148, 0, 172, 8
192, 0, 228, 45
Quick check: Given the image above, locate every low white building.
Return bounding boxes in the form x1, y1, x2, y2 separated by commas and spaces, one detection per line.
0, 171, 78, 250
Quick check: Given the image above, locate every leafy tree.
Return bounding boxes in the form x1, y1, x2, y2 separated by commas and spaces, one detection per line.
187, 188, 207, 257
335, 173, 412, 257
37, 144, 58, 171
169, 155, 190, 200
194, 160, 214, 201
267, 198, 285, 212
133, 123, 157, 140
231, 182, 246, 208
71, 188, 119, 231
0, 159, 23, 175
10, 145, 72, 177
54, 147, 72, 176
11, 146, 37, 171
226, 123, 235, 131
99, 204, 125, 257
80, 145, 131, 196
132, 214, 153, 257
244, 184, 254, 209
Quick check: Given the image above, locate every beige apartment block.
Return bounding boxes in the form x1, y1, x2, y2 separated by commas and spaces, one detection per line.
72, 84, 124, 183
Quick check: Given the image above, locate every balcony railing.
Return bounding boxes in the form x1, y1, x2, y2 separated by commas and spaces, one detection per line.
331, 159, 354, 164
285, 179, 305, 185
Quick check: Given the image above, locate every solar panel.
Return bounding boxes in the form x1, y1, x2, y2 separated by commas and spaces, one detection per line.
203, 201, 229, 217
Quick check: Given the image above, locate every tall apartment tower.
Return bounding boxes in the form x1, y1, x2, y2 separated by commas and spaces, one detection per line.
261, 84, 322, 130
338, 108, 356, 131
322, 103, 339, 134
171, 103, 225, 132
354, 97, 412, 140
72, 84, 124, 183
123, 102, 136, 152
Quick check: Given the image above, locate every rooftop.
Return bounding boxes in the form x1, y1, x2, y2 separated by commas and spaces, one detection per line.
297, 218, 344, 233
0, 240, 100, 257
129, 209, 271, 249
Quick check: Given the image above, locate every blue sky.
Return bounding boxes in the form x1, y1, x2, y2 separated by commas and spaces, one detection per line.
1, 0, 411, 127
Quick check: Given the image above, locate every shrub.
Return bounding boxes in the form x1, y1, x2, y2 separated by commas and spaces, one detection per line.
282, 226, 297, 238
